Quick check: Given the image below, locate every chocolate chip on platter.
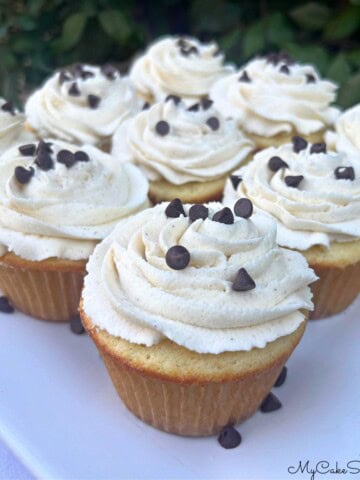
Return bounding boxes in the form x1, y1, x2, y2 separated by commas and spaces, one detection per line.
0, 296, 14, 313
260, 392, 282, 412
218, 425, 242, 449
274, 366, 287, 387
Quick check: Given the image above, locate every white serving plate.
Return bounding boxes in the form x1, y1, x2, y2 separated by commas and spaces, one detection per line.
0, 299, 359, 480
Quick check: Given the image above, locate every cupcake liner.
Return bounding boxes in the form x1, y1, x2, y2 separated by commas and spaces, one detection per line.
309, 260, 360, 320
0, 255, 86, 322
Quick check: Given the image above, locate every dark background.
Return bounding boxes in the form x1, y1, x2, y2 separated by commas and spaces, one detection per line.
1, 0, 360, 108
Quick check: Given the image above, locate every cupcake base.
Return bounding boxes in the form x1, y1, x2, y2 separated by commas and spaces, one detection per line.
0, 252, 86, 322
303, 240, 360, 320
81, 305, 306, 436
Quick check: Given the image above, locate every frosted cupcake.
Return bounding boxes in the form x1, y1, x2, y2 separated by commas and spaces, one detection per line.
224, 139, 360, 319
80, 201, 316, 436
326, 104, 360, 157
25, 64, 141, 148
0, 139, 148, 321
129, 36, 233, 104
0, 98, 34, 154
211, 53, 339, 150
112, 99, 253, 203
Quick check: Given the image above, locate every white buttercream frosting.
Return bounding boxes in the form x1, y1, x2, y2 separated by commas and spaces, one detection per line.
326, 104, 360, 157
129, 36, 233, 102
224, 143, 360, 250
0, 139, 149, 261
0, 98, 33, 153
210, 56, 339, 137
83, 203, 316, 354
25, 64, 141, 145
112, 100, 254, 184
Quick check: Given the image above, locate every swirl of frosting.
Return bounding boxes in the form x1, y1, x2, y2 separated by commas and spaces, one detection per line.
25, 64, 141, 145
83, 202, 316, 354
210, 56, 339, 137
224, 143, 360, 250
112, 100, 253, 184
129, 36, 233, 102
0, 98, 33, 153
0, 139, 149, 261
326, 104, 360, 157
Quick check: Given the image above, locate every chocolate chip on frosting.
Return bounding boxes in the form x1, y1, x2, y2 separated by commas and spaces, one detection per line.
213, 207, 234, 225
306, 73, 316, 83
285, 175, 304, 188
165, 245, 190, 270
74, 150, 89, 162
310, 142, 326, 154
180, 45, 198, 56
57, 149, 76, 168
59, 71, 71, 84
232, 268, 256, 291
142, 102, 150, 110
176, 38, 188, 49
201, 98, 213, 110
88, 94, 101, 109
206, 116, 220, 131
279, 64, 290, 74
334, 166, 355, 181
268, 156, 289, 172
165, 198, 185, 218
234, 198, 253, 219
189, 204, 209, 222
155, 120, 170, 136
80, 70, 95, 80
36, 140, 52, 154
165, 94, 181, 105
1, 101, 15, 115
274, 366, 287, 387
230, 175, 242, 190
292, 136, 308, 153
14, 166, 34, 184
187, 103, 200, 112
238, 70, 251, 82
260, 392, 282, 413
19, 144, 36, 157
35, 151, 53, 171
0, 296, 14, 313
101, 63, 118, 80
218, 426, 242, 449
68, 82, 80, 96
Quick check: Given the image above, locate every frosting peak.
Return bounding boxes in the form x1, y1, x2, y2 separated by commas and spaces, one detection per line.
326, 104, 360, 157
0, 98, 32, 153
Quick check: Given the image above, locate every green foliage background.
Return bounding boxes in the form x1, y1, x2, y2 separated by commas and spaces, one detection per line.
1, 0, 360, 108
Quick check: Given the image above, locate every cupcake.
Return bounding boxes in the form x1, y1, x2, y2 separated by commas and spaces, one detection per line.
224, 139, 360, 319
129, 36, 233, 104
210, 53, 339, 150
112, 99, 253, 203
80, 201, 316, 436
0, 98, 34, 154
326, 104, 360, 157
0, 139, 148, 321
25, 64, 141, 149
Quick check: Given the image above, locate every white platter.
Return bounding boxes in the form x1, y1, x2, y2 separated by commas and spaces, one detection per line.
0, 298, 359, 479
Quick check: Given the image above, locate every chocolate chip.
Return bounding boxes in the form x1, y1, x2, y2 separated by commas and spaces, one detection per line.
71, 63, 83, 76
57, 149, 76, 168
206, 116, 220, 131
165, 245, 190, 270
142, 102, 150, 110
35, 151, 53, 171
234, 198, 253, 219
238, 70, 251, 82
306, 73, 316, 83
18, 144, 36, 157
165, 94, 181, 105
189, 204, 209, 222
1, 101, 15, 114
36, 140, 53, 154
292, 136, 308, 153
59, 71, 71, 84
285, 175, 304, 188
334, 166, 355, 181
68, 82, 80, 96
155, 120, 170, 136
88, 94, 101, 109
201, 98, 213, 110
218, 426, 242, 449
280, 64, 290, 74
260, 392, 282, 413
14, 166, 34, 184
310, 142, 326, 154
80, 70, 95, 80
74, 151, 89, 162
268, 156, 289, 172
266, 51, 293, 66
213, 207, 234, 225
176, 38, 188, 49
232, 268, 256, 292
180, 45, 198, 56
101, 63, 118, 79
70, 315, 85, 334
165, 198, 185, 218
274, 366, 287, 388
0, 296, 14, 313
230, 175, 242, 190
187, 103, 200, 112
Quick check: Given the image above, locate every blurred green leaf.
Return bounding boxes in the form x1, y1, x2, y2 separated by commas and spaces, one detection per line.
53, 12, 88, 52
347, 49, 360, 67
98, 10, 131, 43
323, 5, 360, 40
289, 2, 331, 31
11, 35, 35, 53
337, 72, 360, 108
326, 53, 352, 84
266, 13, 294, 46
243, 20, 265, 58
285, 43, 330, 72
